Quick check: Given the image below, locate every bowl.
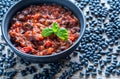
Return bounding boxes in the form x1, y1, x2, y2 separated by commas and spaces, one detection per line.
2, 0, 86, 63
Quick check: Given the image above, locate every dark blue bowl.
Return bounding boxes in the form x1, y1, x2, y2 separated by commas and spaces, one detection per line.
2, 0, 86, 63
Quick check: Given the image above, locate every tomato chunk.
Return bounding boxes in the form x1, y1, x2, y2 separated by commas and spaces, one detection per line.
45, 40, 52, 47
34, 34, 44, 41
69, 36, 76, 42
47, 47, 54, 55
15, 21, 22, 27
21, 46, 32, 53
33, 13, 41, 20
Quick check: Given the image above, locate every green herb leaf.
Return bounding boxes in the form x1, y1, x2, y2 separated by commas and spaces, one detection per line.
41, 22, 69, 41
52, 22, 59, 33
42, 28, 53, 37
57, 28, 68, 40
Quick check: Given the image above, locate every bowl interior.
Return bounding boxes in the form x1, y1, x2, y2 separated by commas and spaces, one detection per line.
2, 0, 85, 62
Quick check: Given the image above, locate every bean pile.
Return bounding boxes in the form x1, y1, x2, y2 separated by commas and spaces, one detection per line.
0, 0, 120, 79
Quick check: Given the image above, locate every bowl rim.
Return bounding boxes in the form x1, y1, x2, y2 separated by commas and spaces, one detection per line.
2, 0, 86, 58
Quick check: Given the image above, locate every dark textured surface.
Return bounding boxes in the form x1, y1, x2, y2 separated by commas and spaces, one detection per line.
0, 0, 120, 79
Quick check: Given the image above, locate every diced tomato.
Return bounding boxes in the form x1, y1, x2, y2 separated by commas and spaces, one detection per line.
53, 12, 59, 17
16, 27, 20, 33
47, 47, 54, 55
34, 34, 44, 41
57, 18, 62, 23
44, 21, 49, 26
38, 34, 44, 41
45, 40, 52, 47
20, 42, 26, 47
26, 15, 31, 19
33, 13, 41, 20
22, 46, 32, 53
31, 19, 37, 23
15, 21, 22, 27
69, 36, 76, 42
42, 15, 48, 19
38, 46, 45, 51
69, 33, 79, 42
39, 50, 47, 56
35, 23, 41, 27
